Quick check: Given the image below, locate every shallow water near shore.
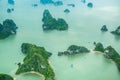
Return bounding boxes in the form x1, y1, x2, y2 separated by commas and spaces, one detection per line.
0, 0, 120, 80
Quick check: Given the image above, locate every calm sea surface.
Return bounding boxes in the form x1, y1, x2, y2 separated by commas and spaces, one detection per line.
0, 0, 120, 80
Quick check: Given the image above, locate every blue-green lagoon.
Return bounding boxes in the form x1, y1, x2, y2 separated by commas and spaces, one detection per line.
0, 0, 120, 80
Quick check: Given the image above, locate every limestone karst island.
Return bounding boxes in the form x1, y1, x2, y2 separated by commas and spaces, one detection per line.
0, 0, 120, 80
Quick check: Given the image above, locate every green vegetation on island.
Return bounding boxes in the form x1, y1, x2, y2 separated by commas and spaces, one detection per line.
40, 0, 63, 6
16, 43, 55, 80
58, 45, 90, 56
94, 42, 120, 71
104, 46, 120, 71
67, 4, 75, 7
94, 42, 104, 52
40, 0, 53, 4
101, 25, 108, 31
87, 2, 93, 8
0, 74, 13, 80
64, 9, 70, 14
0, 19, 18, 39
111, 26, 120, 35
8, 0, 14, 5
42, 9, 68, 31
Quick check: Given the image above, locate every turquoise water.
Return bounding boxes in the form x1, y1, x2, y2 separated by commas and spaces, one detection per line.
0, 0, 120, 80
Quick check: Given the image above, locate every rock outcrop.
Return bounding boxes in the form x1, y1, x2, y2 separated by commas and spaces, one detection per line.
7, 8, 11, 13
40, 0, 53, 4
58, 45, 90, 56
81, 0, 86, 3
7, 8, 14, 13
8, 0, 14, 5
42, 9, 68, 31
54, 1, 63, 6
67, 4, 75, 7
16, 43, 55, 80
87, 2, 93, 8
101, 25, 108, 31
40, 0, 63, 6
94, 42, 104, 52
64, 9, 70, 13
33, 4, 38, 7
0, 74, 13, 80
0, 19, 18, 39
111, 26, 120, 35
